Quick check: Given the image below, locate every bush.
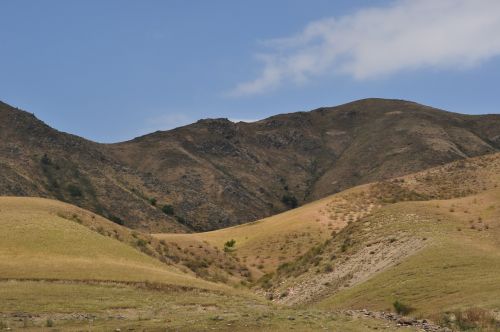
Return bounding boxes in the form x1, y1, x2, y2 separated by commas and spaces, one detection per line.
323, 264, 334, 273
41, 154, 51, 165
67, 184, 83, 197
393, 300, 415, 315
162, 204, 174, 215
282, 194, 298, 208
46, 318, 54, 327
149, 197, 157, 206
108, 215, 124, 225
225, 239, 236, 247
224, 239, 236, 252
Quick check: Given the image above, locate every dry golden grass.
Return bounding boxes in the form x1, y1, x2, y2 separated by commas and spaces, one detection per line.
154, 186, 377, 278
313, 188, 500, 319
0, 197, 222, 291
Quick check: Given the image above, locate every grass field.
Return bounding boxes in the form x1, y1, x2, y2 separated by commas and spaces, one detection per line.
0, 196, 420, 331
0, 197, 220, 290
0, 280, 419, 331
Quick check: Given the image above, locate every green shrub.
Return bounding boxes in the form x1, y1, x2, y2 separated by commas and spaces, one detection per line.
149, 197, 157, 206
281, 194, 298, 208
162, 204, 174, 215
67, 184, 83, 197
46, 318, 54, 327
136, 238, 148, 247
224, 239, 236, 252
393, 300, 415, 315
108, 215, 124, 225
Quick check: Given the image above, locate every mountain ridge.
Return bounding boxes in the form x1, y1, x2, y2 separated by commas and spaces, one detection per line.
1, 98, 500, 231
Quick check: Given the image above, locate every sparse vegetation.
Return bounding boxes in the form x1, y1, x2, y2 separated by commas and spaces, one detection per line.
224, 239, 236, 252
393, 300, 415, 315
282, 193, 298, 208
67, 184, 83, 197
162, 204, 174, 215
108, 214, 124, 225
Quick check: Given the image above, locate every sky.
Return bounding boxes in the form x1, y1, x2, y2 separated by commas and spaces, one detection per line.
1, 0, 500, 143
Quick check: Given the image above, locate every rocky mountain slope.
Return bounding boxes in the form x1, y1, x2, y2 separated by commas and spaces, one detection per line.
109, 98, 500, 230
1, 98, 500, 231
0, 101, 187, 232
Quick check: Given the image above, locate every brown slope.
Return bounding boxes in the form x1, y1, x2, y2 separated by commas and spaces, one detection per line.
1, 98, 500, 232
0, 101, 187, 232
109, 98, 500, 230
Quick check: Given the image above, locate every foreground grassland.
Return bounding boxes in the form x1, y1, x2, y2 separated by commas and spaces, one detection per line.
0, 281, 414, 331
0, 197, 415, 331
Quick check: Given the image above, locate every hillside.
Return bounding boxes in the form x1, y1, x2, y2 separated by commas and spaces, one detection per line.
155, 152, 500, 330
0, 101, 187, 233
2, 98, 500, 231
0, 197, 416, 331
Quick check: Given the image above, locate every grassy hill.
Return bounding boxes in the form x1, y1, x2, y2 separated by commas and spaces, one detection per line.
0, 197, 217, 288
0, 198, 414, 331
154, 185, 376, 279
154, 152, 500, 330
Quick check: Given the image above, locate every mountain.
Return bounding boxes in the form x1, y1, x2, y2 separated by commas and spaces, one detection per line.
108, 98, 500, 230
2, 98, 500, 231
0, 101, 187, 232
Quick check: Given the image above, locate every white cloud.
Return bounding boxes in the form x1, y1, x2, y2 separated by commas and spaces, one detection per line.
229, 0, 500, 96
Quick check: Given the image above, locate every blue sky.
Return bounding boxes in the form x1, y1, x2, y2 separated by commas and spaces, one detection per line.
1, 0, 500, 143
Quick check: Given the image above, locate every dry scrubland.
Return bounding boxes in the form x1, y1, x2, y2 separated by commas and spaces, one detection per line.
2, 153, 500, 330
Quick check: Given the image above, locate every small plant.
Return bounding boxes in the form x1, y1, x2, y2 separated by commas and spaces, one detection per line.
161, 204, 174, 215
136, 238, 148, 247
108, 215, 124, 225
46, 318, 54, 327
393, 300, 415, 315
149, 197, 157, 206
224, 239, 236, 252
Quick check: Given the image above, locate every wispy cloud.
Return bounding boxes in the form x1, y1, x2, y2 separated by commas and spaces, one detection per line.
229, 0, 500, 96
